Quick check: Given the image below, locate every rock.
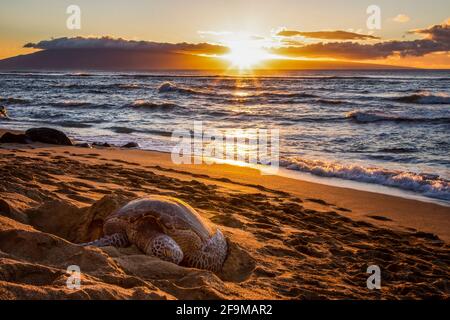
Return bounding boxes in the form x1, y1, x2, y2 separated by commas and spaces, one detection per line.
75, 142, 92, 148
25, 128, 73, 146
121, 142, 139, 148
0, 132, 28, 144
93, 142, 112, 148
0, 106, 8, 119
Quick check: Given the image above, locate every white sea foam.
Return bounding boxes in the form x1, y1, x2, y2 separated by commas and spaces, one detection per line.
280, 157, 450, 201
129, 99, 179, 109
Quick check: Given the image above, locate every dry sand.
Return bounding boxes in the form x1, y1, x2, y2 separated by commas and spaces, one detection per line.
0, 136, 449, 299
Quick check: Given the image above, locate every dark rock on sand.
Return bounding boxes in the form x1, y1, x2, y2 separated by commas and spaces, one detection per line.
75, 142, 92, 148
122, 142, 139, 148
25, 127, 73, 146
93, 142, 112, 148
0, 132, 28, 144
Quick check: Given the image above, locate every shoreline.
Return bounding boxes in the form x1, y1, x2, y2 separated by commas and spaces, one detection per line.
2, 127, 448, 206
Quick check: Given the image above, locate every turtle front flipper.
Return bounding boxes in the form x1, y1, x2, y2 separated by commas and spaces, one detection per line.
143, 233, 184, 265
80, 233, 130, 247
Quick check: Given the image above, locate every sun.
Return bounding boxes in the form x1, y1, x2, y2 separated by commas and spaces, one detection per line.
222, 39, 271, 70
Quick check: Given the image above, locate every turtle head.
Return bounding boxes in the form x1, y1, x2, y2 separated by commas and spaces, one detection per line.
194, 229, 228, 272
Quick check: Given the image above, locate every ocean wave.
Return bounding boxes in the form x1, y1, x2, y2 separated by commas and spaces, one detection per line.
143, 129, 173, 137
49, 100, 93, 107
66, 72, 94, 77
390, 92, 450, 104
377, 147, 418, 154
110, 126, 138, 134
0, 97, 29, 104
55, 83, 144, 90
128, 100, 180, 109
157, 82, 199, 95
109, 126, 172, 137
53, 121, 93, 128
346, 110, 450, 124
255, 92, 318, 98
316, 98, 345, 105
117, 83, 142, 89
157, 81, 318, 100
281, 157, 450, 201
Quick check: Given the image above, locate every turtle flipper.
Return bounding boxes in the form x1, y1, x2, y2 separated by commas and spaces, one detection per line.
144, 234, 184, 265
80, 233, 130, 247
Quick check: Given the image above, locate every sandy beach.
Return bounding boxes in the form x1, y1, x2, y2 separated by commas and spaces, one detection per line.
0, 128, 449, 300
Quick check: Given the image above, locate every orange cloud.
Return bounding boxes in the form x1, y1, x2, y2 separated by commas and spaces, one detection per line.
276, 30, 380, 40
393, 14, 411, 23
273, 21, 450, 60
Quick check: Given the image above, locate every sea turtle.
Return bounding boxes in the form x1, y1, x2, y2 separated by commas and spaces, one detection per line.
81, 196, 228, 272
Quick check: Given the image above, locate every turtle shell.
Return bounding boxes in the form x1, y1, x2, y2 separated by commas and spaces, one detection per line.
109, 196, 213, 241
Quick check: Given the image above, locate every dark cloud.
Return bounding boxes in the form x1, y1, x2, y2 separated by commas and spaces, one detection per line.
24, 36, 229, 55
273, 39, 447, 59
277, 30, 380, 40
410, 20, 450, 43
273, 21, 450, 60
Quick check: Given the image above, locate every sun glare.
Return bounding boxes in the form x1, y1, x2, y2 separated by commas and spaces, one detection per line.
223, 40, 271, 70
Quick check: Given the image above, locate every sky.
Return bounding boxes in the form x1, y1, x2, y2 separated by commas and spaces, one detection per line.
1, 0, 449, 68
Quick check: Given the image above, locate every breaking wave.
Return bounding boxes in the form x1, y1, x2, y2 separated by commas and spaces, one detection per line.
128, 100, 180, 109
390, 92, 450, 104
281, 157, 450, 201
157, 82, 199, 95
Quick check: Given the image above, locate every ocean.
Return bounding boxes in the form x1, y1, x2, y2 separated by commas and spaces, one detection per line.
0, 69, 449, 202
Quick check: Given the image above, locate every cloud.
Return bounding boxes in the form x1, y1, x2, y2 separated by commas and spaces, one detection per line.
22, 20, 449, 62
273, 39, 448, 60
24, 36, 229, 55
410, 19, 450, 42
393, 14, 411, 23
272, 21, 450, 60
280, 39, 306, 46
276, 30, 380, 40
